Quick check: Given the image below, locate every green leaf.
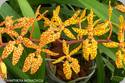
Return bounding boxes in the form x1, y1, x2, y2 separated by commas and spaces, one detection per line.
17, 0, 41, 39
41, 0, 125, 33
76, 0, 124, 33
9, 0, 22, 16
102, 57, 115, 72
30, 52, 45, 79
0, 47, 30, 79
20, 48, 45, 80
0, 2, 31, 80
0, 2, 20, 19
0, 0, 45, 81
98, 44, 116, 61
4, 59, 30, 79
111, 76, 124, 82
96, 50, 105, 83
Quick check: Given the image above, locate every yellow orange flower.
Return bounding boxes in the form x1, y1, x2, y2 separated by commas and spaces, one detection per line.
23, 38, 38, 49
69, 44, 82, 56
102, 16, 125, 48
2, 41, 15, 59
64, 10, 80, 27
70, 58, 80, 74
63, 61, 72, 80
5, 16, 14, 28
73, 10, 110, 38
30, 54, 42, 74
22, 53, 35, 72
72, 28, 87, 36
82, 38, 97, 61
39, 27, 61, 47
72, 9, 105, 61
103, 15, 125, 69
115, 50, 124, 68
5, 29, 19, 38
22, 53, 42, 74
108, 1, 112, 20
40, 6, 86, 42
103, 42, 119, 48
51, 6, 62, 26
115, 4, 125, 12
12, 44, 24, 65
52, 56, 66, 64
63, 28, 76, 39
93, 20, 110, 36
42, 49, 59, 56
0, 61, 7, 79
63, 40, 69, 55
52, 40, 80, 79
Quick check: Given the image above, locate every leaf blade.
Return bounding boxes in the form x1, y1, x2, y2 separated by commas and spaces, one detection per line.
17, 0, 41, 39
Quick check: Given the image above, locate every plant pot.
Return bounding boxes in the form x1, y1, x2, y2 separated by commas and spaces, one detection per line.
46, 60, 96, 83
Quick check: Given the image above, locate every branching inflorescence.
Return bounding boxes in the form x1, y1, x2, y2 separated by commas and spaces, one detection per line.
0, 1, 125, 80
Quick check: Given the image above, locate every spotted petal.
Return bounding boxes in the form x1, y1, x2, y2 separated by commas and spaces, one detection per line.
63, 40, 69, 55
23, 38, 38, 49
63, 61, 72, 79
52, 56, 65, 64
63, 28, 76, 39
39, 27, 61, 47
70, 58, 80, 74
64, 10, 80, 27
2, 41, 15, 59
42, 49, 59, 56
12, 44, 24, 65
72, 28, 87, 36
115, 50, 124, 68
30, 55, 42, 74
103, 42, 118, 48
115, 4, 125, 12
22, 53, 35, 72
93, 20, 110, 36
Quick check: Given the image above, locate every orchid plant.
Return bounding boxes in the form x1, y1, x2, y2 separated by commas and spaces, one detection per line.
0, 0, 125, 81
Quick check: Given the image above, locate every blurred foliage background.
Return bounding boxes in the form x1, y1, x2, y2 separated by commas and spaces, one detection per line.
0, 0, 125, 83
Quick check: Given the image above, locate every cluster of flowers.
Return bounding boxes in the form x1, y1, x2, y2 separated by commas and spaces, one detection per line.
0, 1, 125, 80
